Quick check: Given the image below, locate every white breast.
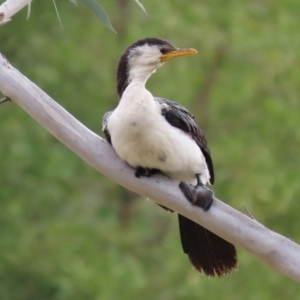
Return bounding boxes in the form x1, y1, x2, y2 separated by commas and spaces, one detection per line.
107, 84, 210, 185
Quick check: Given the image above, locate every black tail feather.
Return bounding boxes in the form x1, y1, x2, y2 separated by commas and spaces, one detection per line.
178, 214, 237, 277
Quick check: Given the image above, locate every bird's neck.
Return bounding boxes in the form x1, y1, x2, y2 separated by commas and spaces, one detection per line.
129, 65, 156, 83
119, 78, 151, 107
117, 65, 157, 98
118, 69, 158, 112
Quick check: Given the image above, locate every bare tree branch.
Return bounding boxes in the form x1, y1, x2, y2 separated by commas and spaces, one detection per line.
0, 53, 300, 282
0, 0, 32, 25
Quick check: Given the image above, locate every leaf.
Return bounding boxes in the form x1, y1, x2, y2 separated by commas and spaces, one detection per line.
26, 0, 31, 20
52, 0, 63, 27
134, 0, 147, 14
69, 0, 78, 4
80, 0, 116, 33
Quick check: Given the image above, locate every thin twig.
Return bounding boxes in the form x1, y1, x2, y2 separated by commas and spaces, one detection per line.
243, 204, 255, 220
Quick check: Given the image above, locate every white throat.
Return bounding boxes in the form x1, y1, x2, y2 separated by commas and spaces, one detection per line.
127, 64, 159, 87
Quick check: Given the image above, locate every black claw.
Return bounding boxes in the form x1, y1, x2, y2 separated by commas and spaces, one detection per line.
179, 182, 214, 211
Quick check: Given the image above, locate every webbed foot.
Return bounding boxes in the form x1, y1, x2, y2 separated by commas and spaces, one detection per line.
179, 174, 214, 211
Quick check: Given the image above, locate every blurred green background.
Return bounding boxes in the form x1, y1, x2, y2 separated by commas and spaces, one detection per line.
1, 0, 300, 299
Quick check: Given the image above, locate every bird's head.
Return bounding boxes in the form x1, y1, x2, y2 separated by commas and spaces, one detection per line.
117, 38, 198, 97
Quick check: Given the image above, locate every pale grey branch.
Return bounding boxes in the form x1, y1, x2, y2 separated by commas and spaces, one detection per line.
0, 53, 300, 282
0, 0, 32, 25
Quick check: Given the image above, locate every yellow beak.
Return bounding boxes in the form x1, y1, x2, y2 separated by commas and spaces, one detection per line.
160, 48, 198, 62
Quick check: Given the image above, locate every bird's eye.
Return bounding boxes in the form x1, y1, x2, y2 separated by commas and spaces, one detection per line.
160, 48, 169, 54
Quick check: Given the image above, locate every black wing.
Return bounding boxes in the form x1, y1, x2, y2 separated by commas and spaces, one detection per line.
155, 98, 237, 277
102, 111, 113, 145
156, 97, 214, 184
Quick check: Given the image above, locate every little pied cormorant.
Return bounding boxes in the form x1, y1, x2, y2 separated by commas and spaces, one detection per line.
102, 38, 237, 277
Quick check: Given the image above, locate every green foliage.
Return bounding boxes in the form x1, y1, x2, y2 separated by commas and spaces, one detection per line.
79, 0, 116, 33
1, 0, 300, 298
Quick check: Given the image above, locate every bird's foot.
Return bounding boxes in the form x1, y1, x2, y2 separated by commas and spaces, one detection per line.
135, 167, 174, 213
0, 96, 11, 105
179, 182, 214, 211
135, 167, 160, 178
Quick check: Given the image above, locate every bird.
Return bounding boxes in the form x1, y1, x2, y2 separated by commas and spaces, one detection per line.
102, 37, 237, 277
